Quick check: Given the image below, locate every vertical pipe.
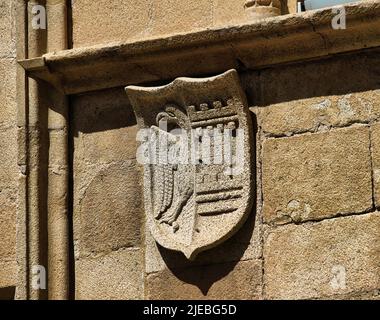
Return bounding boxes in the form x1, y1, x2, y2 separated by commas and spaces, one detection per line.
46, 0, 69, 300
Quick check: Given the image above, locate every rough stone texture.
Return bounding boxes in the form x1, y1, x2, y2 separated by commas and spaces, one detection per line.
145, 209, 262, 274
77, 163, 143, 257
0, 187, 17, 296
72, 0, 295, 48
0, 59, 17, 126
72, 88, 142, 258
0, 57, 17, 292
75, 248, 144, 300
72, 88, 137, 165
72, 0, 151, 47
7, 0, 380, 300
264, 212, 380, 299
0, 111, 18, 192
257, 91, 380, 137
0, 260, 16, 290
0, 189, 17, 259
150, 0, 212, 36
254, 51, 380, 134
0, 0, 17, 293
0, 0, 15, 57
127, 70, 255, 260
213, 0, 249, 26
37, 5, 380, 95
370, 122, 380, 208
146, 259, 262, 300
262, 125, 373, 224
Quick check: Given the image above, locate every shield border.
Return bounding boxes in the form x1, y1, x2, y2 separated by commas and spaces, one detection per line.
126, 69, 254, 260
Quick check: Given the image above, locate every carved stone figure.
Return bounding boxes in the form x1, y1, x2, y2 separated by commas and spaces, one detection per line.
126, 70, 254, 260
244, 0, 282, 19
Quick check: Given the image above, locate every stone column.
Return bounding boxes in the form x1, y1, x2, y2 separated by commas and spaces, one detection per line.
46, 0, 70, 300
17, 0, 70, 300
25, 0, 49, 301
244, 0, 282, 20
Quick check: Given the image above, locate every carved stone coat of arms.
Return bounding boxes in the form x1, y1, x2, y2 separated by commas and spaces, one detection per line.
126, 69, 254, 260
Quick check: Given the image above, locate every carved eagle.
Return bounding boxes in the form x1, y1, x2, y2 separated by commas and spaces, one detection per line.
151, 108, 194, 232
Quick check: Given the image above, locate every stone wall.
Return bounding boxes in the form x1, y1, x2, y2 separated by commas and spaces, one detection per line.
70, 49, 380, 299
71, 0, 297, 48
71, 88, 144, 299
0, 0, 379, 300
0, 0, 17, 298
252, 50, 380, 299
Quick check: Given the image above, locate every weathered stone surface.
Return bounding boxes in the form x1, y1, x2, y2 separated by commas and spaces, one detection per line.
0, 59, 17, 273
257, 91, 380, 137
76, 163, 143, 257
76, 248, 144, 300
74, 0, 291, 47
262, 125, 372, 224
0, 59, 17, 126
0, 187, 16, 291
127, 70, 254, 260
0, 0, 15, 57
264, 212, 380, 299
72, 0, 151, 47
244, 0, 282, 20
0, 188, 16, 260
0, 260, 16, 290
71, 0, 311, 48
255, 51, 380, 115
213, 0, 248, 26
151, 0, 212, 36
370, 122, 380, 208
72, 88, 137, 164
146, 259, 262, 300
0, 127, 18, 190
31, 5, 380, 95
145, 209, 262, 274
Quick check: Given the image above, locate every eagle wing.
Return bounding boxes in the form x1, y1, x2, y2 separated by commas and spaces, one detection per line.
152, 127, 175, 220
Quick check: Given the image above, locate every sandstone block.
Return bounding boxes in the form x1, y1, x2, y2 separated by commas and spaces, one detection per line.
0, 261, 16, 291
257, 91, 380, 137
75, 248, 144, 300
370, 122, 380, 208
72, 0, 151, 47
262, 125, 372, 224
0, 127, 18, 190
72, 88, 138, 164
213, 0, 248, 27
76, 163, 143, 256
0, 1, 15, 57
150, 0, 212, 36
0, 188, 16, 260
264, 212, 380, 299
145, 210, 262, 274
146, 259, 262, 300
0, 59, 17, 126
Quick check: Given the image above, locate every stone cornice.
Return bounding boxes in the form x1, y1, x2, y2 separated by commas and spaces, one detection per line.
19, 1, 380, 95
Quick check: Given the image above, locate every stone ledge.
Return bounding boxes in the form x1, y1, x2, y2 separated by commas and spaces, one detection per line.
19, 1, 380, 94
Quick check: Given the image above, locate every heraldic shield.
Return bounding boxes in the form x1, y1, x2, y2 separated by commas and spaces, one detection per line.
126, 69, 254, 260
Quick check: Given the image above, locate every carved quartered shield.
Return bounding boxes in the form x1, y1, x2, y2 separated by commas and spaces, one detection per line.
126, 69, 254, 260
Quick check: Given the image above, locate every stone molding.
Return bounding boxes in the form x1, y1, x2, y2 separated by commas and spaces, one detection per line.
19, 1, 380, 94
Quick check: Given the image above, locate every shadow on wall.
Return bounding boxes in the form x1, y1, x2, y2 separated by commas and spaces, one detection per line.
0, 287, 15, 300
70, 88, 137, 137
